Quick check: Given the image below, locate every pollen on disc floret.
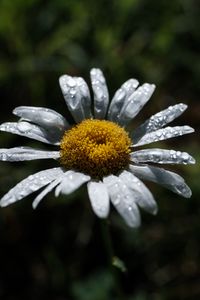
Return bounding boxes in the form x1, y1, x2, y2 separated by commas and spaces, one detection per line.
59, 119, 132, 178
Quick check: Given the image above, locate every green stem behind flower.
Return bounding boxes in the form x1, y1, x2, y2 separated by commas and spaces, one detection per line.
100, 219, 125, 300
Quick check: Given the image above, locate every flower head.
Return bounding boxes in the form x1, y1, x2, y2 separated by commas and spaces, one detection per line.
0, 68, 195, 227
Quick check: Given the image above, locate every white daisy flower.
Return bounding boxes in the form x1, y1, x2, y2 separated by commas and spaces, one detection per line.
0, 68, 195, 227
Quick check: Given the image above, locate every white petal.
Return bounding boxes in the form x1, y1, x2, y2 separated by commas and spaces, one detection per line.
13, 106, 69, 138
108, 79, 139, 122
87, 180, 110, 218
55, 170, 90, 196
132, 103, 188, 142
0, 121, 60, 145
0, 147, 60, 162
90, 68, 109, 119
133, 125, 194, 147
119, 170, 157, 215
32, 176, 64, 209
118, 83, 155, 126
0, 167, 64, 207
129, 164, 192, 198
103, 175, 141, 227
59, 75, 92, 123
130, 149, 195, 165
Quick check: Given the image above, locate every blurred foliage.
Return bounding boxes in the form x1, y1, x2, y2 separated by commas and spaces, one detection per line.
0, 0, 199, 299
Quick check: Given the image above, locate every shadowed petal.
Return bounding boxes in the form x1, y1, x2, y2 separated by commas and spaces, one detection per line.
0, 168, 64, 207
108, 78, 139, 122
133, 125, 194, 147
103, 175, 141, 227
132, 103, 188, 142
55, 170, 90, 196
13, 106, 69, 138
130, 149, 195, 165
90, 68, 109, 119
0, 121, 60, 145
59, 75, 92, 123
32, 176, 64, 209
0, 147, 60, 161
119, 170, 157, 215
129, 164, 192, 198
118, 83, 155, 126
87, 180, 110, 218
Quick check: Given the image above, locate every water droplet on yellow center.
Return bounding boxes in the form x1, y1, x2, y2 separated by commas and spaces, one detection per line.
60, 119, 131, 178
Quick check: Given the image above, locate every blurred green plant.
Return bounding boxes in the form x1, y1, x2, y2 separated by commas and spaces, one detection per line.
0, 0, 199, 299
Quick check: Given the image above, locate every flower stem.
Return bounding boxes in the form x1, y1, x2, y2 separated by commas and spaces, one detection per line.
100, 219, 125, 300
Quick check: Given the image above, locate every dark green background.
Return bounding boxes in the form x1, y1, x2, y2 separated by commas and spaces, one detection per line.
0, 0, 199, 299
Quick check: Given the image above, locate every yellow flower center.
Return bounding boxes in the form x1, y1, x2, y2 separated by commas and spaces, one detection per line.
59, 119, 131, 178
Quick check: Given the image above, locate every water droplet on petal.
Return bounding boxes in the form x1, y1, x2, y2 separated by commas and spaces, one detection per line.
1, 153, 7, 161
30, 183, 39, 191
17, 122, 31, 133
68, 78, 76, 87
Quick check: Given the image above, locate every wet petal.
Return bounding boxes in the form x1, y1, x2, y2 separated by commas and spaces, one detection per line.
132, 103, 188, 142
87, 180, 110, 218
13, 106, 69, 138
0, 147, 60, 161
108, 79, 139, 122
118, 83, 155, 126
119, 170, 157, 215
32, 176, 64, 209
0, 167, 64, 207
103, 175, 141, 227
133, 125, 194, 147
130, 148, 195, 165
90, 68, 109, 119
59, 75, 92, 123
129, 164, 192, 198
55, 170, 90, 196
0, 121, 60, 145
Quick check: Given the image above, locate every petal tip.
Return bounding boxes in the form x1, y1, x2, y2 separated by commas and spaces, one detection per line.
94, 210, 109, 219
125, 211, 141, 228
32, 202, 37, 209
177, 186, 192, 198
180, 103, 188, 110
0, 124, 6, 131
90, 67, 101, 74
190, 157, 196, 164
12, 107, 21, 116
129, 219, 141, 228
186, 126, 195, 133
152, 206, 158, 215
0, 200, 8, 208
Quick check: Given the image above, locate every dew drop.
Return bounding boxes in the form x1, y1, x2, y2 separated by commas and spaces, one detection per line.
29, 183, 39, 191
67, 78, 76, 87
1, 153, 7, 161
17, 122, 31, 133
